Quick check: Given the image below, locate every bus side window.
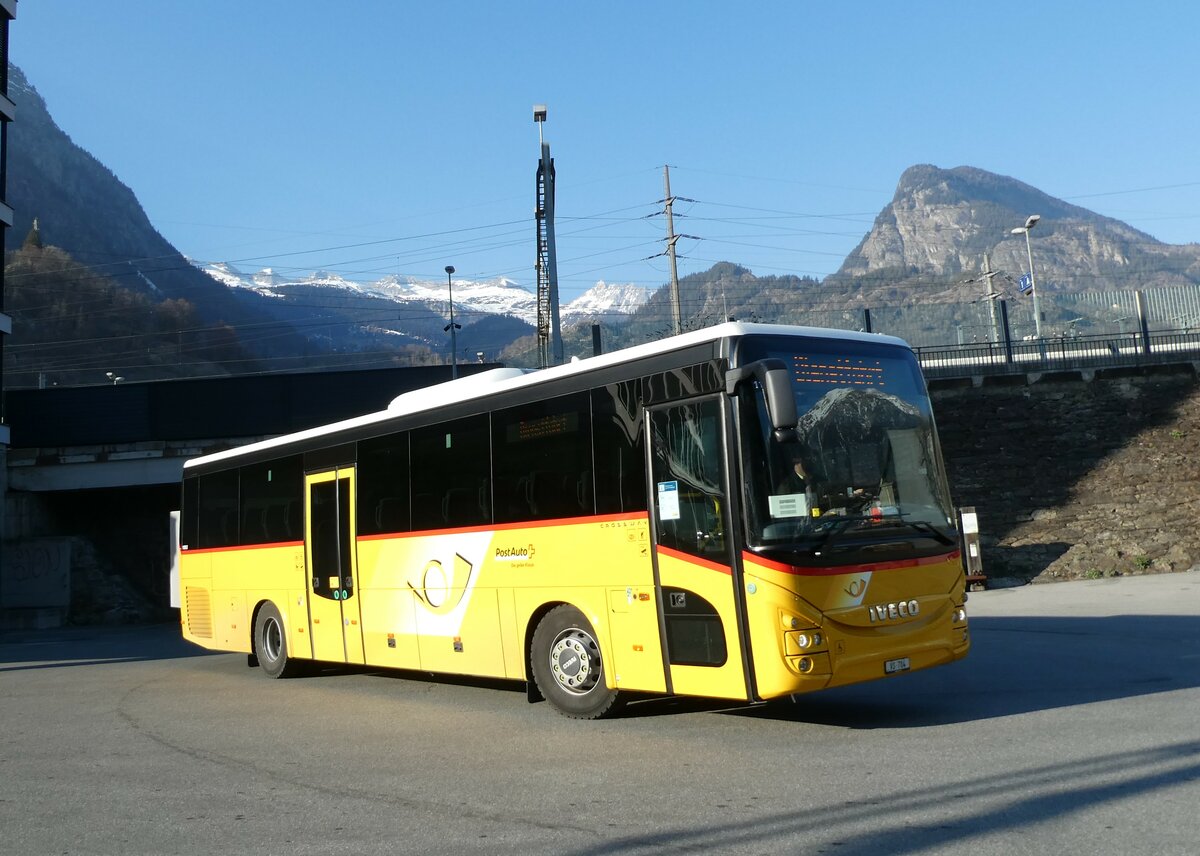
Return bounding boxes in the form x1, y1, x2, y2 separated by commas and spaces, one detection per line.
649, 400, 725, 560
493, 392, 592, 524
357, 432, 410, 535
181, 477, 199, 549
412, 415, 490, 531
238, 456, 302, 546
593, 383, 646, 515
197, 469, 239, 549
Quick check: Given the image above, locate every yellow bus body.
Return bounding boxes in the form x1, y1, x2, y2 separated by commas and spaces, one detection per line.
181, 511, 967, 703
178, 323, 970, 714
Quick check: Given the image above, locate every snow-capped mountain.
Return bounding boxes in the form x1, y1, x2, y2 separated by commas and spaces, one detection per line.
196, 262, 652, 361
201, 262, 539, 323
201, 263, 649, 328
561, 281, 649, 322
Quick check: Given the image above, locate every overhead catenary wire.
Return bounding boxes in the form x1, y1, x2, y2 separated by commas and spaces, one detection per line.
11, 166, 1200, 385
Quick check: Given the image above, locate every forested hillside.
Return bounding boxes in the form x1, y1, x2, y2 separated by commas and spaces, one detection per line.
3, 63, 312, 363
4, 232, 252, 387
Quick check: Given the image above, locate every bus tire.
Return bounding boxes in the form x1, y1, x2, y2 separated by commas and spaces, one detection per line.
530, 605, 622, 719
253, 602, 303, 679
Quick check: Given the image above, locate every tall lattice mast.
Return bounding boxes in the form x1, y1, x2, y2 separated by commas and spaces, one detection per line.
533, 105, 563, 368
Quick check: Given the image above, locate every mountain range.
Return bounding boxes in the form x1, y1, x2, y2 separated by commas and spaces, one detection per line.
202, 263, 649, 327
6, 59, 1200, 381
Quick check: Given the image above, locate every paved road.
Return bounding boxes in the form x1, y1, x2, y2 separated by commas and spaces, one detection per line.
2, 573, 1198, 855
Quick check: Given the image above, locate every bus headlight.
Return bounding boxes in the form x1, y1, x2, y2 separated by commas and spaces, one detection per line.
785, 629, 826, 656
952, 607, 967, 624
795, 632, 823, 650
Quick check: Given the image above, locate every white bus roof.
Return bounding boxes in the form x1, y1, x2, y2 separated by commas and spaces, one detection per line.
184, 322, 909, 470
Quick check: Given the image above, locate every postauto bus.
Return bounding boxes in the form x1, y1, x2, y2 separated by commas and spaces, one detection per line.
177, 322, 969, 718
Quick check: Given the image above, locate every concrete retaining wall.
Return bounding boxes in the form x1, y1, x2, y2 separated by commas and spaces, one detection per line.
932, 364, 1200, 583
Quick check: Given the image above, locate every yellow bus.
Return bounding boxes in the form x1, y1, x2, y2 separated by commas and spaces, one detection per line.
178, 322, 969, 718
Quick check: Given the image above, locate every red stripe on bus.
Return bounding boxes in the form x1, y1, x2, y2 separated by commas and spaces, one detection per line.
181, 512, 649, 552
743, 550, 961, 576
655, 545, 732, 576
356, 510, 648, 542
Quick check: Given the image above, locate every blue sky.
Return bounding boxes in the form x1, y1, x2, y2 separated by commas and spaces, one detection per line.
13, 1, 1200, 302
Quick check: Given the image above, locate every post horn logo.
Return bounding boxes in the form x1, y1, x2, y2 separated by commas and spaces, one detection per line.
408, 553, 475, 615
844, 577, 869, 599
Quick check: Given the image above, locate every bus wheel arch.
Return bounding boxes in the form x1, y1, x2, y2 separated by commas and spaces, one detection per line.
523, 602, 563, 703
252, 600, 304, 679
529, 603, 623, 719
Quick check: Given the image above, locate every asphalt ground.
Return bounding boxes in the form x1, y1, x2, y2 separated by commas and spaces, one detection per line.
1, 571, 1197, 855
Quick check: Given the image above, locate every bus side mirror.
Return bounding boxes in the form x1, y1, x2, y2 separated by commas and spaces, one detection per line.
726, 359, 798, 442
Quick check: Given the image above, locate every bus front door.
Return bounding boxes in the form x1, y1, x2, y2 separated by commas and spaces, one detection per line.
647, 397, 750, 702
305, 469, 366, 665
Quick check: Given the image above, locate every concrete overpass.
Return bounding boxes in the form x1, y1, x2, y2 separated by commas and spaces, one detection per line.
4, 363, 496, 492
0, 364, 496, 627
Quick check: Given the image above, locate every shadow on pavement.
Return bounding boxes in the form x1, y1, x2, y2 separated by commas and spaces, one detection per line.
0, 621, 215, 671
563, 737, 1200, 856
728, 613, 1200, 728
613, 614, 1200, 726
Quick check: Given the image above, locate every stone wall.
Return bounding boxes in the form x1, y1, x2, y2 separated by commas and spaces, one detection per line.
2, 485, 170, 627
931, 364, 1200, 584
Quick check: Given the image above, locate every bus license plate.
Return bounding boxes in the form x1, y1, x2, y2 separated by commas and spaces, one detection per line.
884, 657, 910, 674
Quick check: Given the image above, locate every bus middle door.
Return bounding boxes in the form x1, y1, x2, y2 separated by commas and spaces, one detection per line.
647, 396, 751, 702
305, 468, 366, 665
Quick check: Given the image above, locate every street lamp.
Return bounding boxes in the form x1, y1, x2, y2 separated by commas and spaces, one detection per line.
444, 265, 460, 379
1010, 214, 1042, 339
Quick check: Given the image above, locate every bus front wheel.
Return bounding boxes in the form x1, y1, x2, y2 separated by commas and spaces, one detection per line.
531, 605, 622, 719
253, 602, 303, 679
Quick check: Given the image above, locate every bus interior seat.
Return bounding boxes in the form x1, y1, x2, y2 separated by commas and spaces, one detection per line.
412, 493, 439, 529
375, 497, 406, 532
575, 470, 594, 513
526, 470, 564, 517
241, 506, 268, 544
264, 503, 288, 541
499, 473, 532, 521
286, 501, 302, 539
477, 478, 492, 521
443, 487, 484, 526
221, 510, 239, 545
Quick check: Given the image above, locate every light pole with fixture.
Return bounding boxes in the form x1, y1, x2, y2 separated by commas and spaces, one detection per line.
1010, 214, 1042, 339
444, 265, 460, 379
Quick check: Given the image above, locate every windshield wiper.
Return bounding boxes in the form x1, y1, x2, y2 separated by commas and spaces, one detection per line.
807, 515, 955, 555
808, 517, 857, 555
897, 518, 957, 545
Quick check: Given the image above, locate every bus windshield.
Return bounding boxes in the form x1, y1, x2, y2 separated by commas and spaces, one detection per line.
737, 335, 956, 561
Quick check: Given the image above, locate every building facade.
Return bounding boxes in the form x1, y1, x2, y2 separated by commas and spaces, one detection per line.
0, 1, 16, 546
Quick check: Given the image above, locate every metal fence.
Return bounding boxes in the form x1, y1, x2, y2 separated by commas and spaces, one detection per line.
915, 329, 1200, 379
781, 284, 1200, 378
786, 283, 1200, 348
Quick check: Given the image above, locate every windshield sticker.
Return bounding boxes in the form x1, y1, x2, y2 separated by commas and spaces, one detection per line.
769, 493, 809, 519
657, 481, 681, 520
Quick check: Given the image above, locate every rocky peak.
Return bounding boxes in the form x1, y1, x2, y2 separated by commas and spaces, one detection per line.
836, 165, 1196, 292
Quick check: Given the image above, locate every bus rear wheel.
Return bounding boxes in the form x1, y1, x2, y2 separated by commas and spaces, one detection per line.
531, 605, 622, 719
253, 602, 304, 679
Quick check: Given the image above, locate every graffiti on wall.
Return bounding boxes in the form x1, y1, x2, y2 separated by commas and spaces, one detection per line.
0, 539, 72, 608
